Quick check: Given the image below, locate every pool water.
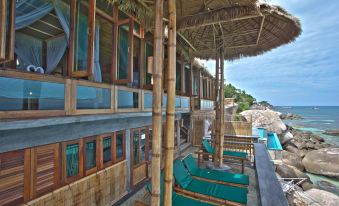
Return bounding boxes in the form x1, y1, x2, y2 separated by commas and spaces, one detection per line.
267, 132, 283, 150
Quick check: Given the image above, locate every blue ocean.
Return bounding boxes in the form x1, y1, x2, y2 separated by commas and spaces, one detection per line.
274, 106, 339, 146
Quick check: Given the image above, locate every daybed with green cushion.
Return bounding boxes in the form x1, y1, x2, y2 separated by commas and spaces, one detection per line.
200, 139, 248, 173
146, 172, 217, 206
183, 154, 249, 188
173, 160, 248, 206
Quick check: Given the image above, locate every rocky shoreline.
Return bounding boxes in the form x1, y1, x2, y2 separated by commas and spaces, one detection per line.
240, 108, 339, 205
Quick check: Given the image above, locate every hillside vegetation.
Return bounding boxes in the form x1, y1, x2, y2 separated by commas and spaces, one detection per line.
224, 83, 256, 113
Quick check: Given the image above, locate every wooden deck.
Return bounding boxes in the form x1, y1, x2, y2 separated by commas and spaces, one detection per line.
254, 143, 288, 206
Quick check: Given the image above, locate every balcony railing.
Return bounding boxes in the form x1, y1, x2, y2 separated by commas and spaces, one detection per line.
0, 70, 190, 119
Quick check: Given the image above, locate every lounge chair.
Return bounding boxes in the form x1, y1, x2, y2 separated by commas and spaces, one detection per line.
200, 139, 248, 173
146, 172, 216, 206
183, 154, 249, 188
173, 159, 248, 206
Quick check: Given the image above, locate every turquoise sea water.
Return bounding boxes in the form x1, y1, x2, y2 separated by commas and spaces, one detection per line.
274, 106, 339, 146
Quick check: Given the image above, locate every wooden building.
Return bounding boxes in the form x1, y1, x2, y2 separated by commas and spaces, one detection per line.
0, 0, 300, 206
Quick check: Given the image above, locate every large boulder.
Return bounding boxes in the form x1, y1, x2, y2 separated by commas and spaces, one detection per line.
305, 189, 339, 206
317, 180, 339, 194
281, 131, 294, 145
240, 109, 287, 135
302, 148, 339, 179
276, 164, 313, 191
282, 151, 305, 171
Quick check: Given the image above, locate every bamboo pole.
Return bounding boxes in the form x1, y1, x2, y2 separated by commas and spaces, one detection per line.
219, 49, 225, 167
214, 53, 220, 166
163, 0, 176, 205
151, 0, 164, 205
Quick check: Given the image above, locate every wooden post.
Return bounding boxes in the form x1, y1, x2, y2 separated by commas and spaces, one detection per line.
151, 0, 164, 205
214, 53, 220, 166
163, 0, 176, 205
219, 49, 225, 167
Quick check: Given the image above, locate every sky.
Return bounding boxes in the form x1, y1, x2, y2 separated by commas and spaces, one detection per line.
199, 0, 339, 106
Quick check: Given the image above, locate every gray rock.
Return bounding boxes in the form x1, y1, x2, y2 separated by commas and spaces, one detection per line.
317, 180, 339, 194
276, 164, 313, 191
302, 148, 339, 179
240, 109, 287, 135
305, 189, 339, 206
282, 151, 305, 171
281, 131, 293, 145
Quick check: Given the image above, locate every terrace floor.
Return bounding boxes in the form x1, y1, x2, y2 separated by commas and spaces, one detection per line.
119, 146, 259, 206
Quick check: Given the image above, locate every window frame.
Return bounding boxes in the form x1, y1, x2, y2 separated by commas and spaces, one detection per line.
99, 133, 114, 168
62, 139, 84, 184
130, 127, 149, 168
0, 0, 15, 63
114, 130, 126, 163
83, 136, 99, 176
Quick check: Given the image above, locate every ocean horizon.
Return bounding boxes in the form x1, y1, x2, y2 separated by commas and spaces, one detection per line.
274, 106, 339, 146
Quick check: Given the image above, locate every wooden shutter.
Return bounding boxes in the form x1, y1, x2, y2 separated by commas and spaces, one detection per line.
0, 150, 26, 206
31, 144, 59, 198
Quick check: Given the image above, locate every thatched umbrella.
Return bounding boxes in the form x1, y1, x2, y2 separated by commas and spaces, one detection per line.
177, 3, 301, 60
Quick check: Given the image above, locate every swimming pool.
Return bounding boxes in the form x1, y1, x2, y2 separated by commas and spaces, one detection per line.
267, 132, 283, 150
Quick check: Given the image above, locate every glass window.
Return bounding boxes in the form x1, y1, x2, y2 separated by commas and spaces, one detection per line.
66, 143, 79, 177
176, 97, 181, 108
0, 77, 65, 111
117, 24, 129, 80
116, 132, 124, 160
181, 97, 189, 108
144, 93, 152, 109
133, 22, 140, 35
97, 11, 113, 83
117, 90, 139, 109
74, 0, 89, 72
140, 129, 146, 163
133, 130, 139, 166
133, 36, 141, 87
176, 62, 181, 91
76, 85, 111, 109
145, 43, 153, 85
103, 136, 112, 163
163, 94, 167, 108
85, 140, 96, 170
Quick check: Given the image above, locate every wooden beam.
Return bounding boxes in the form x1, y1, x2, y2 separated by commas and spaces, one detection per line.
214, 53, 220, 166
0, 0, 7, 59
219, 48, 225, 167
163, 0, 176, 204
7, 0, 15, 61
67, 0, 76, 77
87, 0, 96, 81
256, 15, 265, 45
178, 10, 260, 31
177, 32, 197, 52
151, 0, 164, 205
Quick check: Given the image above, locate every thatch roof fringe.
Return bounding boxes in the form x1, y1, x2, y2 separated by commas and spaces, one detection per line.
177, 6, 259, 31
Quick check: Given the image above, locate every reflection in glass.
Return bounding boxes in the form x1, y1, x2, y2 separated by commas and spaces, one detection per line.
144, 93, 152, 109
103, 137, 111, 163
76, 85, 111, 109
140, 129, 146, 163
117, 90, 138, 109
117, 24, 129, 80
116, 132, 124, 160
181, 97, 189, 108
0, 77, 64, 111
133, 130, 139, 165
85, 140, 96, 170
66, 143, 79, 177
176, 97, 181, 108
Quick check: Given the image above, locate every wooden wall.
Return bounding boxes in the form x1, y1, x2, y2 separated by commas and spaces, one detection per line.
224, 121, 252, 136
24, 161, 128, 206
193, 119, 205, 146
132, 163, 147, 186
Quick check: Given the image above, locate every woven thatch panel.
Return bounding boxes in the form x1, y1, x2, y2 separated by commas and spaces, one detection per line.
25, 161, 128, 206
224, 121, 252, 136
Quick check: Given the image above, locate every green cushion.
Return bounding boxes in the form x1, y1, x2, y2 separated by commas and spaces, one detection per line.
187, 179, 248, 204
223, 150, 248, 158
183, 154, 249, 186
202, 139, 215, 154
173, 160, 193, 189
172, 192, 215, 206
203, 140, 248, 159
